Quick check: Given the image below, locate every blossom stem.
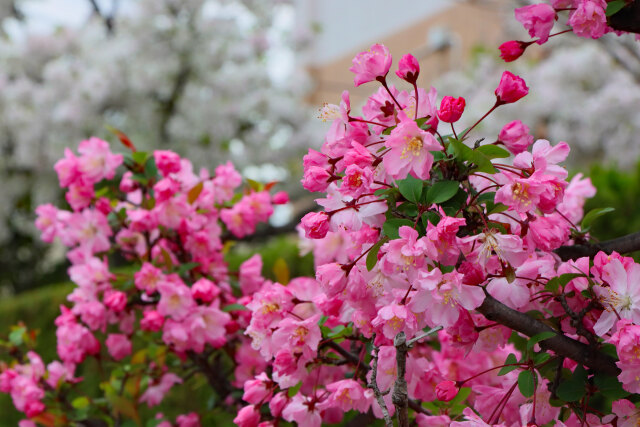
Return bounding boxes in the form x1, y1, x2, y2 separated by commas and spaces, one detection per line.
412, 82, 419, 120
377, 76, 403, 110
461, 100, 500, 140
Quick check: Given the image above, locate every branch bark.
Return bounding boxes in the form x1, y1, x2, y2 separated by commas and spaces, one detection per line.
367, 339, 393, 427
608, 0, 640, 34
555, 230, 640, 261
476, 294, 619, 376
392, 332, 410, 427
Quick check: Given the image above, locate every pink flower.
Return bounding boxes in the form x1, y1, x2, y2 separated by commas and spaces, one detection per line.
157, 278, 195, 321
316, 263, 348, 297
139, 373, 182, 407
35, 204, 61, 243
54, 148, 80, 188
349, 43, 393, 86
438, 96, 466, 123
134, 262, 164, 295
395, 53, 420, 83
383, 111, 440, 180
272, 191, 289, 205
340, 164, 374, 198
301, 212, 330, 239
495, 71, 529, 104
499, 120, 534, 154
372, 303, 418, 340
282, 394, 322, 427
243, 372, 274, 404
499, 40, 528, 62
191, 278, 220, 303
154, 150, 182, 176
593, 259, 640, 335
105, 334, 132, 361
301, 166, 331, 193
320, 379, 373, 413
234, 405, 261, 427
77, 137, 123, 183
104, 290, 127, 313
569, 0, 608, 39
514, 3, 557, 44
141, 310, 165, 332
435, 380, 459, 402
176, 412, 200, 427
239, 254, 265, 295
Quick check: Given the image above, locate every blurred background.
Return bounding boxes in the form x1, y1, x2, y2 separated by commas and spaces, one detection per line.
3, 0, 640, 422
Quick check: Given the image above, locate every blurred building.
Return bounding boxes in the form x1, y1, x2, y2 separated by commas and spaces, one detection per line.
295, 0, 509, 106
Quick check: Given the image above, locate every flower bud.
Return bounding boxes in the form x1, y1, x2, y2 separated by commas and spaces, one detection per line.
495, 71, 529, 104
301, 212, 330, 239
395, 53, 420, 83
435, 380, 459, 402
499, 40, 527, 62
438, 96, 466, 123
499, 120, 534, 154
271, 191, 289, 205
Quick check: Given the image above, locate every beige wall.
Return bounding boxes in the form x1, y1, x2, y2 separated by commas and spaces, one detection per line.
307, 1, 508, 107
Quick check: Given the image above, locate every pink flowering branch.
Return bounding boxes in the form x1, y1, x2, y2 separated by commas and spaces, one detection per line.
392, 332, 410, 427
476, 294, 619, 376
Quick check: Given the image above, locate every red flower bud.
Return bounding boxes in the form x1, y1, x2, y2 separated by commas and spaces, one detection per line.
495, 71, 529, 105
395, 53, 420, 83
499, 40, 528, 63
435, 380, 459, 402
438, 96, 466, 123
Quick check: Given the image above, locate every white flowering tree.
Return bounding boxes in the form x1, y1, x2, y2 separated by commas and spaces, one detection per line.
0, 0, 318, 292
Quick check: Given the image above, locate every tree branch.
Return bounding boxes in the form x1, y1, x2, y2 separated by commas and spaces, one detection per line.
367, 338, 393, 427
476, 295, 619, 376
608, 0, 640, 34
555, 230, 640, 261
392, 332, 410, 427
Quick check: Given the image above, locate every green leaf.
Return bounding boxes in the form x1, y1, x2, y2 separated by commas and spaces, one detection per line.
397, 176, 424, 203
187, 182, 204, 204
246, 179, 264, 192
421, 211, 441, 228
366, 237, 389, 271
581, 207, 614, 231
431, 151, 447, 162
132, 151, 149, 165
518, 370, 535, 398
273, 257, 290, 284
222, 304, 248, 312
527, 331, 556, 351
9, 327, 25, 346
144, 157, 159, 179
449, 138, 497, 173
557, 379, 586, 402
498, 353, 520, 376
382, 125, 397, 135
382, 219, 414, 239
288, 381, 303, 397
594, 374, 629, 399
72, 397, 90, 409
606, 0, 626, 16
545, 273, 583, 293
176, 262, 200, 275
476, 145, 511, 159
425, 180, 460, 205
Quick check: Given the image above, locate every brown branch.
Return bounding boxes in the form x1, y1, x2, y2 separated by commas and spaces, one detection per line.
476, 295, 619, 376
608, 0, 640, 34
392, 332, 410, 427
87, 0, 115, 34
555, 231, 640, 261
187, 351, 233, 399
367, 338, 393, 427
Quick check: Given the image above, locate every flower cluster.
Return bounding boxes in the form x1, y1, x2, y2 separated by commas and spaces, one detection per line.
499, 0, 637, 62
3, 137, 285, 425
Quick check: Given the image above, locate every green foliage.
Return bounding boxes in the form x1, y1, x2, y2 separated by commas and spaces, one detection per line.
583, 162, 640, 248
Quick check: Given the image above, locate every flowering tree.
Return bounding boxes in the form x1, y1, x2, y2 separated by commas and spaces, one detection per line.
5, 1, 640, 426
0, 0, 316, 293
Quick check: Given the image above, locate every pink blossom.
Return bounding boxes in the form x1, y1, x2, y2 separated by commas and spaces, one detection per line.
383, 111, 440, 180
301, 212, 330, 239
499, 120, 534, 154
157, 277, 195, 321
435, 380, 459, 402
238, 257, 264, 294
319, 379, 373, 413
301, 166, 331, 193
271, 314, 322, 359
134, 262, 164, 295
243, 372, 274, 404
495, 71, 529, 104
54, 148, 80, 188
176, 412, 201, 427
66, 180, 94, 212
282, 394, 322, 427
154, 150, 182, 176
340, 164, 374, 198
315, 263, 348, 297
438, 96, 466, 123
395, 53, 420, 83
514, 3, 557, 44
77, 137, 123, 183
593, 259, 640, 335
272, 191, 289, 205
349, 43, 393, 86
191, 278, 219, 303
569, 0, 608, 39
372, 303, 418, 340
139, 373, 182, 407
234, 405, 261, 427
141, 310, 165, 332
105, 334, 131, 361
104, 290, 127, 313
